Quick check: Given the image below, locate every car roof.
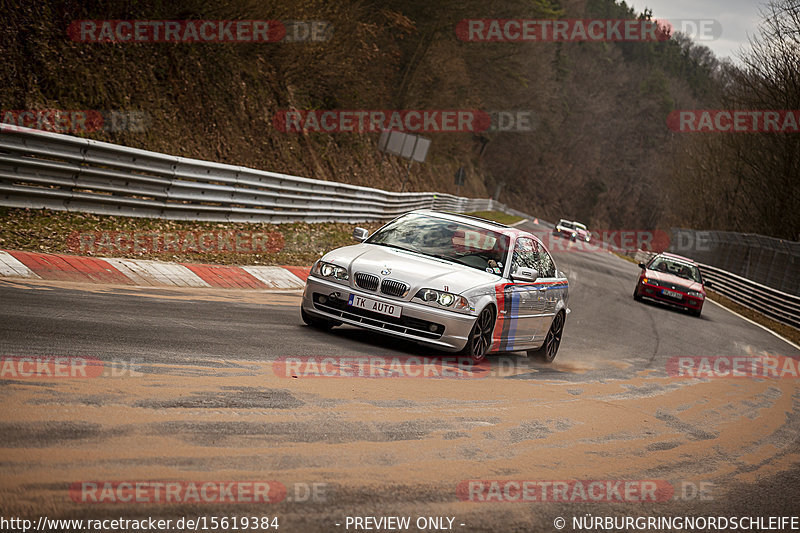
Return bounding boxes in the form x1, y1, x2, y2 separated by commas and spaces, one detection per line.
408, 210, 512, 231
657, 252, 698, 265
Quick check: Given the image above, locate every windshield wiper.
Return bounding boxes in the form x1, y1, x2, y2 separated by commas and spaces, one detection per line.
370, 242, 419, 254
428, 253, 480, 270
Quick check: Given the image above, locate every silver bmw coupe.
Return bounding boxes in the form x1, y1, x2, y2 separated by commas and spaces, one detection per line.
300, 211, 570, 362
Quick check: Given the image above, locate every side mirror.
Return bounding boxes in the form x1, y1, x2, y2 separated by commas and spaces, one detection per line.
512, 267, 538, 283
353, 227, 369, 242
638, 262, 646, 269
705, 280, 713, 288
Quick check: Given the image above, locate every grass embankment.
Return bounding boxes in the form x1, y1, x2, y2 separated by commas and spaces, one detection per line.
0, 208, 523, 267
0, 208, 383, 266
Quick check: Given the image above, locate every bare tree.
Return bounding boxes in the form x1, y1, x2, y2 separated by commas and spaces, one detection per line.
725, 0, 800, 238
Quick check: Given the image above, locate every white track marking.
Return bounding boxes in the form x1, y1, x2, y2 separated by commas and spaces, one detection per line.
101, 258, 210, 287
0, 251, 40, 278
99, 258, 157, 286
706, 298, 800, 352
242, 266, 305, 290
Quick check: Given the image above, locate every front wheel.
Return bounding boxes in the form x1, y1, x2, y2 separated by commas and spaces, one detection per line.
529, 311, 565, 363
460, 306, 495, 363
633, 286, 642, 301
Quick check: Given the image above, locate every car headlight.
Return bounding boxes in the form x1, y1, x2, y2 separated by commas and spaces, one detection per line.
313, 261, 349, 282
687, 290, 703, 298
414, 288, 470, 311
439, 292, 455, 306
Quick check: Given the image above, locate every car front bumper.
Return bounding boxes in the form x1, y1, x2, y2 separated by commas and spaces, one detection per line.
301, 275, 477, 352
639, 283, 704, 311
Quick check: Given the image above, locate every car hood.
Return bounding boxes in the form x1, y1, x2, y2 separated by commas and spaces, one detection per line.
646, 270, 703, 292
321, 243, 499, 297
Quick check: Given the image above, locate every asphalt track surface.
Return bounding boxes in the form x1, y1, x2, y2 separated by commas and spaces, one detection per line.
1, 220, 799, 532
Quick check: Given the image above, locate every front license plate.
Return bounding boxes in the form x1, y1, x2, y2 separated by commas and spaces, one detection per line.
662, 289, 683, 299
348, 294, 402, 318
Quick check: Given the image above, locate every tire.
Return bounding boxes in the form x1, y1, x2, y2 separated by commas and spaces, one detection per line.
633, 286, 642, 301
460, 306, 496, 363
689, 308, 702, 317
528, 311, 565, 363
301, 307, 340, 330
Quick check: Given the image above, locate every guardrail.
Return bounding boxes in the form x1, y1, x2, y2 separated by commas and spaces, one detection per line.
624, 249, 799, 330
3, 124, 794, 330
698, 263, 800, 330
0, 125, 502, 223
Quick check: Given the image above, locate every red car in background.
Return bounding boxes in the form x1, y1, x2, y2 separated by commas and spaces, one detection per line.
633, 252, 711, 317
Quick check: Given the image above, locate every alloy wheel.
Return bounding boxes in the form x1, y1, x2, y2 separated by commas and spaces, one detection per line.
465, 307, 495, 362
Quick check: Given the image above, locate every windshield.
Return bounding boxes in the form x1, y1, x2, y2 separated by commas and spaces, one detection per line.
574, 222, 587, 231
366, 213, 510, 273
559, 220, 575, 229
649, 257, 702, 283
